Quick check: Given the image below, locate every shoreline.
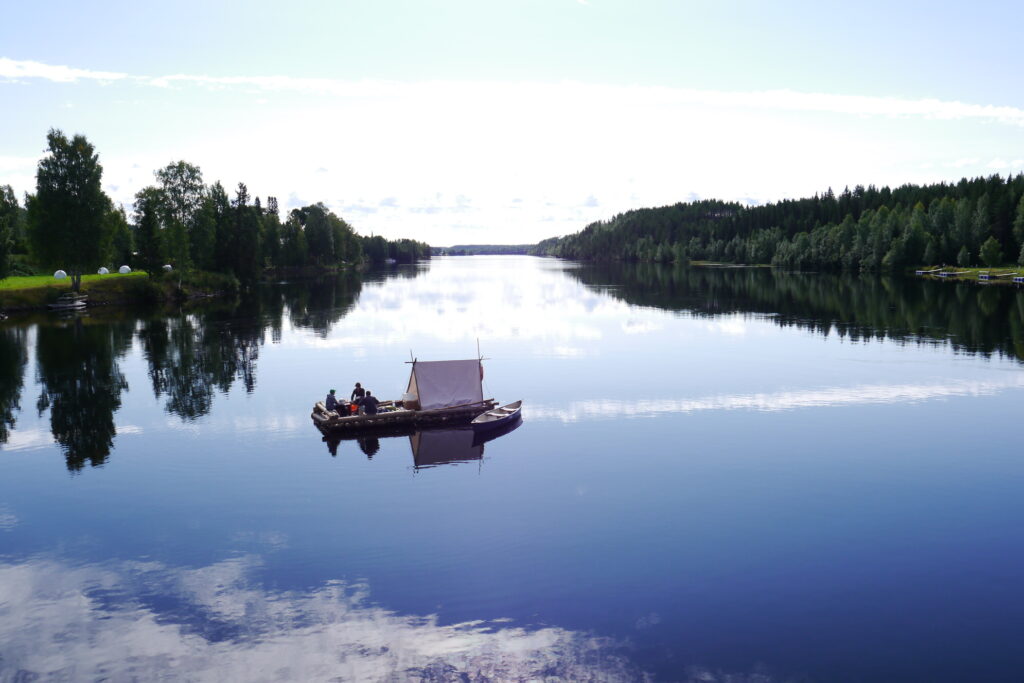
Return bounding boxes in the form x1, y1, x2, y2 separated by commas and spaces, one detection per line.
0, 265, 370, 314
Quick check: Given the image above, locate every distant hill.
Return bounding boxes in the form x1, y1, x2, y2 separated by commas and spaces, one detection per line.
433, 244, 534, 256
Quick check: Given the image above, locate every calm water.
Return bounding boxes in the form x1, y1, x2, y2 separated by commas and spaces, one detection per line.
2, 256, 1024, 682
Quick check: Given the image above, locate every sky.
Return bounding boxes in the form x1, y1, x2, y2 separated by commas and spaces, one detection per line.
2, 0, 1024, 246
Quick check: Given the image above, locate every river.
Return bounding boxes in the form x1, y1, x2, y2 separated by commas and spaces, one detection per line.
1, 256, 1023, 681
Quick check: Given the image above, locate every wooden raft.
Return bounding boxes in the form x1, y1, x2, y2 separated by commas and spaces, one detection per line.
311, 399, 496, 435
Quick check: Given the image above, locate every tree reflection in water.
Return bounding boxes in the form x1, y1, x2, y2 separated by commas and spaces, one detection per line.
569, 262, 1024, 362
136, 274, 363, 422
34, 316, 133, 471
3, 262, 1022, 471
279, 271, 362, 338
0, 326, 27, 446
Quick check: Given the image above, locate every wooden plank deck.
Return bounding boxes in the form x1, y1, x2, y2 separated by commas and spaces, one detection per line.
312, 400, 496, 435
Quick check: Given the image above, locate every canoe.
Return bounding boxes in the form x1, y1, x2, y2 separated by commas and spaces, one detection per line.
471, 400, 522, 432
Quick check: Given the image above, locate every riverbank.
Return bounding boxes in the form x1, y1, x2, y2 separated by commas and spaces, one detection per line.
0, 271, 239, 312
914, 265, 1023, 284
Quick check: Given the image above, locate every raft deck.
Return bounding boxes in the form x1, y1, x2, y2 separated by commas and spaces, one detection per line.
311, 399, 496, 435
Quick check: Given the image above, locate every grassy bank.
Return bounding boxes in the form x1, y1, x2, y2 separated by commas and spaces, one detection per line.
0, 272, 148, 291
0, 271, 238, 311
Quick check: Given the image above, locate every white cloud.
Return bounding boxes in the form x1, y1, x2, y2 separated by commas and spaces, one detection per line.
0, 57, 126, 83
5, 57, 1024, 127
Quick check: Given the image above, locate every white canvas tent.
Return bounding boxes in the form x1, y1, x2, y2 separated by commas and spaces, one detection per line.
405, 359, 484, 411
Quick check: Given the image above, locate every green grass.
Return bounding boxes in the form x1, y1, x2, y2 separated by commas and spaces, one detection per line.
0, 269, 240, 311
0, 272, 154, 310
0, 271, 148, 291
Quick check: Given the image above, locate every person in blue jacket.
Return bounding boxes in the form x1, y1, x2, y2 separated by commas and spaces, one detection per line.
325, 389, 342, 413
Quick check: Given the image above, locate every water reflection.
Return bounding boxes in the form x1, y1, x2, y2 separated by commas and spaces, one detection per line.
324, 419, 523, 471
278, 270, 363, 338
139, 309, 263, 421
531, 375, 1024, 422
0, 555, 639, 681
410, 429, 482, 469
34, 317, 133, 470
0, 326, 26, 445
2, 260, 1022, 471
4, 258, 1021, 681
569, 262, 1024, 362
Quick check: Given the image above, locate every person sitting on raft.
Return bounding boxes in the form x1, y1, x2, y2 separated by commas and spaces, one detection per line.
351, 382, 366, 402
325, 389, 342, 414
361, 391, 380, 415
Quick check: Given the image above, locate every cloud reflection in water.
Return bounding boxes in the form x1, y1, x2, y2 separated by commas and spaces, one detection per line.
0, 556, 639, 681
532, 376, 1024, 422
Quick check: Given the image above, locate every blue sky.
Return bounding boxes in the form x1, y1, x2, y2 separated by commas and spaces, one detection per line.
3, 1, 1024, 245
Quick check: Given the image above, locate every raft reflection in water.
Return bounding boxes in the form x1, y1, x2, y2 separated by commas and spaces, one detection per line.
323, 417, 523, 469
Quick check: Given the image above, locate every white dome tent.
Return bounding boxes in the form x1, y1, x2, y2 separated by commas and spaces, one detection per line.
53, 270, 67, 279
97, 267, 109, 275
118, 265, 131, 274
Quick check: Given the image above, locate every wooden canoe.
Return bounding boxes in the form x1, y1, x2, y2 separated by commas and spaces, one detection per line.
470, 400, 522, 432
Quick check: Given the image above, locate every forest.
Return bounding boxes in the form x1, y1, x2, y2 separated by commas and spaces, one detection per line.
534, 175, 1024, 271
0, 130, 430, 288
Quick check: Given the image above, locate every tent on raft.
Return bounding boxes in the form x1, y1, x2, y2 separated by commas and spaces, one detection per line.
404, 359, 485, 411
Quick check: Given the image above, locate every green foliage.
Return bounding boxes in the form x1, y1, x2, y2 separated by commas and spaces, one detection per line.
1014, 194, 1024, 247
0, 184, 21, 279
980, 236, 1004, 267
436, 244, 533, 256
230, 183, 263, 285
262, 204, 282, 267
13, 131, 427, 287
957, 245, 971, 267
106, 205, 133, 269
154, 161, 204, 270
133, 186, 167, 276
280, 213, 308, 267
536, 173, 1024, 273
191, 197, 217, 271
26, 129, 113, 291
922, 237, 938, 265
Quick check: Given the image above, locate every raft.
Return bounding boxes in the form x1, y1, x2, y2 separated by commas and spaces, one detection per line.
311, 399, 496, 434
312, 357, 498, 436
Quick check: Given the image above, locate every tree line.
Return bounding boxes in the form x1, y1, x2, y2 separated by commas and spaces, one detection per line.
0, 129, 430, 288
535, 175, 1024, 271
